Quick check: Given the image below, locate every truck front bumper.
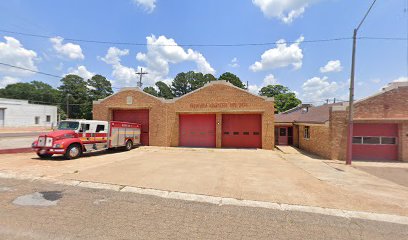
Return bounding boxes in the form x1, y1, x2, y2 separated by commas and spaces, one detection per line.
33, 147, 65, 155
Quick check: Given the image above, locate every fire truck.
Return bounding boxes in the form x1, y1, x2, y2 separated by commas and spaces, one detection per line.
32, 120, 141, 159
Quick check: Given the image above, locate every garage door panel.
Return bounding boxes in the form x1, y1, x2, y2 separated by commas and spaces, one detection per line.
113, 109, 149, 145
222, 114, 261, 148
179, 114, 216, 148
352, 123, 398, 161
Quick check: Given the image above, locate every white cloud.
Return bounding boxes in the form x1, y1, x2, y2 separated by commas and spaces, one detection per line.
101, 35, 215, 87
0, 76, 19, 88
67, 65, 94, 80
50, 36, 84, 60
252, 0, 317, 23
250, 36, 304, 72
247, 74, 279, 95
263, 74, 278, 85
133, 0, 156, 13
136, 35, 215, 77
0, 36, 38, 77
248, 84, 261, 94
320, 60, 343, 73
100, 47, 129, 65
301, 76, 342, 102
229, 57, 239, 68
392, 76, 408, 82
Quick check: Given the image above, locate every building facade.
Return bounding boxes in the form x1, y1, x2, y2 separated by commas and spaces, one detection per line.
275, 82, 408, 162
93, 81, 275, 149
0, 98, 58, 127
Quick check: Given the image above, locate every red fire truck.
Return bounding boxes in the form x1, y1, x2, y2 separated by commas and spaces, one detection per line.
32, 120, 141, 159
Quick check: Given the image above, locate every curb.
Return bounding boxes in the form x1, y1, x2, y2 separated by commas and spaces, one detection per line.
1, 172, 408, 226
0, 148, 32, 154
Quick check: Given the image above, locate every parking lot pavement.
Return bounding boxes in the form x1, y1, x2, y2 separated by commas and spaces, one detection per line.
1, 147, 408, 217
352, 162, 408, 188
1, 177, 407, 240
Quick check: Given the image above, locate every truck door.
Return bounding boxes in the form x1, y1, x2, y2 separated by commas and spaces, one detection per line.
79, 123, 91, 143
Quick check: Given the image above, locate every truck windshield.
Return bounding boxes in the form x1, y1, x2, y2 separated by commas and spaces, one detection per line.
58, 121, 80, 130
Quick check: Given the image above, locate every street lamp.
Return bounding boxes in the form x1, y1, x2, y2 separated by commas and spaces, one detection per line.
346, 0, 378, 165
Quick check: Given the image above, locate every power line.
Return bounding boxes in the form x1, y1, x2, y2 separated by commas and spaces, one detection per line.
0, 62, 122, 90
0, 28, 355, 47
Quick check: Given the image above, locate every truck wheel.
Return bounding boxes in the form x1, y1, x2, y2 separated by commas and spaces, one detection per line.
37, 153, 53, 159
64, 144, 82, 159
125, 140, 133, 151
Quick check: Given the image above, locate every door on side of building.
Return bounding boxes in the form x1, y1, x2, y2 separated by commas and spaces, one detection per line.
278, 127, 288, 145
0, 109, 4, 127
222, 114, 262, 148
179, 114, 216, 147
112, 109, 149, 145
352, 123, 398, 161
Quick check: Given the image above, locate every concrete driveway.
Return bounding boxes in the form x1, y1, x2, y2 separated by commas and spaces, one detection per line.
1, 147, 408, 216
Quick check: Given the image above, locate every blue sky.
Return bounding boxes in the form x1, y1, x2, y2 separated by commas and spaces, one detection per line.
0, 0, 407, 104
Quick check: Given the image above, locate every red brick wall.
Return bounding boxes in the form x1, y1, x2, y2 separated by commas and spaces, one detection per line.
298, 124, 331, 159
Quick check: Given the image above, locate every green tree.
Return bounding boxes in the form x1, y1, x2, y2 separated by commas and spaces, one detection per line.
143, 86, 158, 97
259, 84, 301, 113
156, 81, 174, 99
87, 75, 113, 101
218, 72, 245, 89
171, 71, 216, 97
171, 72, 190, 97
0, 81, 60, 105
58, 74, 88, 119
84, 75, 114, 119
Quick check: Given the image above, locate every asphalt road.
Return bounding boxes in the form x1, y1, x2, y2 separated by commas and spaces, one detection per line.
0, 178, 407, 240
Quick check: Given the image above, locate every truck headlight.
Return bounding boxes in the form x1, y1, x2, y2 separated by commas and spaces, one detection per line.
53, 143, 63, 148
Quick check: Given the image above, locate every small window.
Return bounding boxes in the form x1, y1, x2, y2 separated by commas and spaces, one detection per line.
352, 137, 362, 144
200, 132, 205, 135
96, 125, 105, 132
80, 124, 90, 132
253, 132, 260, 135
381, 137, 396, 145
233, 132, 239, 135
243, 132, 249, 135
304, 126, 310, 139
35, 116, 40, 125
224, 132, 229, 135
46, 115, 51, 122
363, 137, 380, 145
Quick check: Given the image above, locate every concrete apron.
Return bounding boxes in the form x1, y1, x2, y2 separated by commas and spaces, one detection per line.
0, 172, 408, 226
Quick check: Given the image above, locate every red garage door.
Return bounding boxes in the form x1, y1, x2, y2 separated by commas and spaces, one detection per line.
352, 123, 398, 161
179, 114, 216, 147
112, 109, 149, 145
222, 114, 261, 148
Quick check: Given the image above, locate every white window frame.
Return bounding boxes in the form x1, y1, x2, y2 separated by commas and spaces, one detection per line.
304, 126, 310, 140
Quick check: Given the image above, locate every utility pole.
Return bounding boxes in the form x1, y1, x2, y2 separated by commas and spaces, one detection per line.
135, 68, 148, 88
346, 0, 377, 165
66, 93, 70, 119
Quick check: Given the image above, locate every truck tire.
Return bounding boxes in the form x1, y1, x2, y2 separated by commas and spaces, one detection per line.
64, 144, 82, 159
125, 140, 133, 151
37, 153, 53, 159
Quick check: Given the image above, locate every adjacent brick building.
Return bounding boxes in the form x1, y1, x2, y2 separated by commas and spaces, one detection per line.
275, 82, 408, 162
93, 81, 275, 149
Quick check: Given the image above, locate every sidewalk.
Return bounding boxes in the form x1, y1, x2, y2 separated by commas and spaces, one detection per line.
277, 147, 408, 216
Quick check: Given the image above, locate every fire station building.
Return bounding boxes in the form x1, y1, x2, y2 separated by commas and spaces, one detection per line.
93, 81, 275, 149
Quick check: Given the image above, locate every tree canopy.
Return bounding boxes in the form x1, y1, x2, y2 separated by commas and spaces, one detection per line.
218, 72, 245, 89
171, 71, 216, 97
0, 74, 113, 120
259, 84, 301, 113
